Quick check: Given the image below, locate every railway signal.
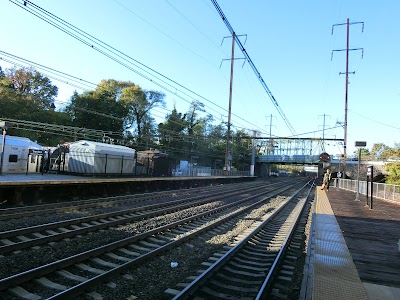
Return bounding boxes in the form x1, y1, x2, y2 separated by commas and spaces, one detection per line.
319, 152, 331, 162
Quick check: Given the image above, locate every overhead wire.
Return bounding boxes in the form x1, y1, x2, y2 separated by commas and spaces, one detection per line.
112, 0, 217, 68
114, 0, 269, 135
161, 0, 272, 134
0, 51, 97, 91
0, 57, 90, 92
210, 0, 297, 136
0, 50, 251, 139
349, 109, 400, 130
9, 0, 269, 136
163, 0, 228, 57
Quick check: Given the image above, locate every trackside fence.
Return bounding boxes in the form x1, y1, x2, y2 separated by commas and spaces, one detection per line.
172, 168, 251, 177
335, 178, 400, 205
211, 169, 251, 177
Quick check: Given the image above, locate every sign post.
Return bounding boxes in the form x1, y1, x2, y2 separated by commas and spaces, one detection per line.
354, 141, 366, 201
367, 165, 374, 209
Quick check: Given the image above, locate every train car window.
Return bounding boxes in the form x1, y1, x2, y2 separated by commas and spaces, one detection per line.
9, 154, 18, 163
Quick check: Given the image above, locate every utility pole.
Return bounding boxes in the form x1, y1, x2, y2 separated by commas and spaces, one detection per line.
224, 31, 235, 176
318, 114, 330, 151
331, 18, 364, 177
211, 0, 296, 136
266, 114, 276, 141
265, 114, 276, 154
220, 33, 246, 176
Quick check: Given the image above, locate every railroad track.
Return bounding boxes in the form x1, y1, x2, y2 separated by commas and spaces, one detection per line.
0, 180, 305, 299
168, 180, 315, 299
0, 182, 284, 255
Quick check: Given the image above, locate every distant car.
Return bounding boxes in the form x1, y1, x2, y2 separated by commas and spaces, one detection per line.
387, 157, 400, 162
269, 172, 279, 177
173, 170, 183, 176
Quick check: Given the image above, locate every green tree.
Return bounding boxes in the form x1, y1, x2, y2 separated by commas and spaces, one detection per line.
120, 87, 165, 143
66, 80, 131, 138
158, 107, 187, 159
383, 146, 400, 160
232, 130, 253, 171
370, 143, 390, 160
0, 66, 5, 78
0, 66, 59, 118
139, 114, 158, 151
353, 147, 371, 160
206, 123, 226, 169
385, 162, 400, 185
185, 101, 214, 165
0, 66, 74, 145
3, 66, 58, 109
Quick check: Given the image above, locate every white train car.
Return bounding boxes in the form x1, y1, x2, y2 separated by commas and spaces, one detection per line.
0, 135, 44, 173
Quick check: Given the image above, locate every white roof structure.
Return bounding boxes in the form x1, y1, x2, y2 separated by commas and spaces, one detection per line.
69, 140, 135, 156
0, 135, 43, 150
66, 140, 135, 174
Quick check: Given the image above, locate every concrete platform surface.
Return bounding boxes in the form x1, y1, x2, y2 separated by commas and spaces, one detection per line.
324, 187, 400, 300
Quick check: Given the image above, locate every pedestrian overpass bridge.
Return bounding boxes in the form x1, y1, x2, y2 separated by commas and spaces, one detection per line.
255, 137, 340, 165
257, 154, 321, 165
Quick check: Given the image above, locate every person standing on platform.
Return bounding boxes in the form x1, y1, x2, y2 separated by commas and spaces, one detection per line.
321, 169, 331, 191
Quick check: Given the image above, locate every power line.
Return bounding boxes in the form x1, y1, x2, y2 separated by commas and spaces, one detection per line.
1, 117, 120, 140
0, 49, 270, 137
113, 0, 217, 68
349, 109, 400, 130
0, 50, 97, 91
164, 0, 228, 57
210, 0, 297, 136
10, 0, 266, 135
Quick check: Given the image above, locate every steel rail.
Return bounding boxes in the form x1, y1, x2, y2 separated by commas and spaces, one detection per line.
0, 183, 300, 296
47, 183, 303, 300
0, 183, 277, 254
255, 181, 315, 299
171, 180, 313, 299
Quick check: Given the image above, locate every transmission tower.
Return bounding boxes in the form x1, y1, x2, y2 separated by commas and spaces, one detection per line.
331, 18, 364, 175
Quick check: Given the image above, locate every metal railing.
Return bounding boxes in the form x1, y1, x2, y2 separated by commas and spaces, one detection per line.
335, 178, 400, 205
172, 168, 251, 177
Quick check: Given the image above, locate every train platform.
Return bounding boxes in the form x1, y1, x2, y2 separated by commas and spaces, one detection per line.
304, 186, 400, 300
0, 173, 90, 184
0, 173, 255, 207
0, 173, 253, 185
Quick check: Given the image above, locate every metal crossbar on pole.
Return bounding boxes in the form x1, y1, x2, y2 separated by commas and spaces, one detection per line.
211, 0, 296, 136
331, 18, 364, 177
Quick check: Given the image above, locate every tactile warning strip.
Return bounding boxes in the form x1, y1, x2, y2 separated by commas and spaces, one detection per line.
312, 189, 368, 300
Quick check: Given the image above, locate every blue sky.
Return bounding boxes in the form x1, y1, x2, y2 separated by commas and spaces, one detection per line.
1, 0, 399, 156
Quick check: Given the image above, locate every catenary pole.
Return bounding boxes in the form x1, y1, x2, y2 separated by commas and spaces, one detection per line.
225, 32, 235, 176
211, 0, 296, 136
332, 18, 364, 177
